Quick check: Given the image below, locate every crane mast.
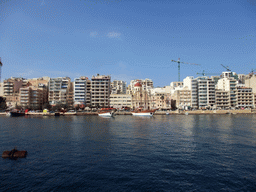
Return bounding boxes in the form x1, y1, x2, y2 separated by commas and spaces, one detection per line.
171, 58, 200, 81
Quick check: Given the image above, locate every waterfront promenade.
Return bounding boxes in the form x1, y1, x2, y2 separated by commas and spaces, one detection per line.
0, 109, 254, 116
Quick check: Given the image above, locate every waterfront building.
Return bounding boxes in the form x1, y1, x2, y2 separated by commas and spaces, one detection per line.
48, 77, 72, 106
86, 79, 91, 107
183, 76, 198, 109
215, 90, 230, 109
0, 82, 3, 97
216, 76, 237, 108
111, 80, 126, 94
131, 82, 152, 110
172, 87, 191, 110
183, 76, 215, 109
236, 87, 253, 108
73, 77, 87, 108
91, 74, 111, 108
245, 75, 256, 94
109, 94, 132, 109
197, 76, 215, 109
3, 77, 27, 108
151, 92, 171, 110
20, 86, 47, 109
19, 77, 49, 109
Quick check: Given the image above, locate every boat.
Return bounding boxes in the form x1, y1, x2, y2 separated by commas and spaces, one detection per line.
2, 148, 27, 159
98, 108, 115, 117
10, 110, 25, 117
131, 108, 158, 116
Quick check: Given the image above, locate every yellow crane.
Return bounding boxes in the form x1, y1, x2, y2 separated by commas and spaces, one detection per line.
171, 58, 200, 81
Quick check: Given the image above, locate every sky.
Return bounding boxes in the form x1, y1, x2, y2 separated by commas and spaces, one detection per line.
0, 0, 255, 87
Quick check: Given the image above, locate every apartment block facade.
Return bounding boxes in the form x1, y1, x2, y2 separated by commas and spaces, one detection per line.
91, 74, 111, 107
3, 77, 27, 108
109, 94, 132, 109
48, 77, 72, 105
111, 80, 126, 94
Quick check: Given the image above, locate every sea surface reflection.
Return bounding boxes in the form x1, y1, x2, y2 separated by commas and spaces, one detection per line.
1, 114, 256, 191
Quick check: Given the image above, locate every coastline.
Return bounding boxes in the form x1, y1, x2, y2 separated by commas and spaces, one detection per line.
0, 109, 254, 116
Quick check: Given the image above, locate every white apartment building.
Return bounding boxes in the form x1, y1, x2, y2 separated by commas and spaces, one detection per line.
110, 94, 132, 109
91, 74, 111, 107
183, 76, 215, 109
183, 76, 198, 109
111, 80, 126, 94
216, 76, 237, 108
48, 77, 71, 105
73, 77, 87, 107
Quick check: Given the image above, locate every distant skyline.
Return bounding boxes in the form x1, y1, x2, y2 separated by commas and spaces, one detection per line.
0, 0, 255, 86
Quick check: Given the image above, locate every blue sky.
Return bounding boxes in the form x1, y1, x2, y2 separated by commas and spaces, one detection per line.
0, 0, 255, 86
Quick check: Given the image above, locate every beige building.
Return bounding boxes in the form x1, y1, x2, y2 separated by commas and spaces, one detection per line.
215, 90, 230, 109
19, 77, 49, 109
236, 87, 253, 108
91, 74, 111, 107
111, 80, 126, 94
110, 94, 132, 109
3, 77, 27, 108
48, 77, 72, 106
151, 93, 171, 110
131, 82, 152, 110
172, 88, 191, 109
217, 77, 237, 108
245, 75, 256, 94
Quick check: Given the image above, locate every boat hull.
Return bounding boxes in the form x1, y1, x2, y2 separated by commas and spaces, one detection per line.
98, 112, 114, 117
10, 112, 25, 117
132, 112, 154, 116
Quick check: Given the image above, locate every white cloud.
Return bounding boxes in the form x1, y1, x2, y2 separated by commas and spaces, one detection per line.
90, 32, 98, 37
107, 32, 121, 38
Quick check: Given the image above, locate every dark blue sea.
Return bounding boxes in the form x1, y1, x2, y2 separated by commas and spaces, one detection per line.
1, 114, 256, 191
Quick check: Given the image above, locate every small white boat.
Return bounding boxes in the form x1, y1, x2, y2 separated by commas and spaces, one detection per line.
131, 108, 157, 116
132, 112, 154, 116
98, 108, 115, 117
98, 112, 114, 117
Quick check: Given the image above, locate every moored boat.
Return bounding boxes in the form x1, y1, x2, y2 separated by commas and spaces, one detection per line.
98, 108, 115, 117
132, 108, 158, 116
10, 110, 25, 117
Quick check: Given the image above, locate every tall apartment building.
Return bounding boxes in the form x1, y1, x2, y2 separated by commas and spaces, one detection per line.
3, 77, 27, 108
215, 90, 230, 109
91, 74, 111, 107
111, 80, 126, 94
48, 77, 72, 105
183, 76, 215, 109
217, 76, 237, 108
236, 87, 253, 108
197, 76, 215, 109
86, 80, 91, 107
73, 77, 87, 108
20, 84, 47, 109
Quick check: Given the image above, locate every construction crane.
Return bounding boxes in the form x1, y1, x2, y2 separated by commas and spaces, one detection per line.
0, 57, 2, 83
171, 58, 200, 81
196, 70, 220, 76
221, 64, 231, 71
248, 69, 256, 77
